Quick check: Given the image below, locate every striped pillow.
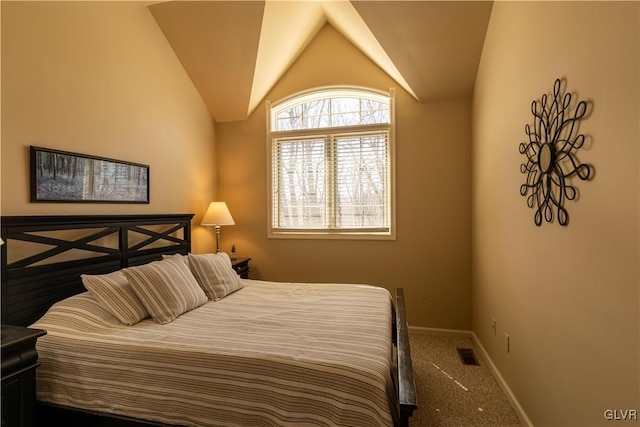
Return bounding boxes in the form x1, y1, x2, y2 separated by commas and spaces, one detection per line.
188, 252, 244, 301
123, 258, 208, 324
161, 253, 189, 266
81, 271, 149, 326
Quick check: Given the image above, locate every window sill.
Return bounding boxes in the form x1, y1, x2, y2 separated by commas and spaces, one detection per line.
268, 231, 396, 241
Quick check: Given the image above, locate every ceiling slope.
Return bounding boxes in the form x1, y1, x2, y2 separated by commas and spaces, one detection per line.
248, 1, 328, 117
149, 1, 493, 123
149, 1, 265, 122
352, 1, 493, 102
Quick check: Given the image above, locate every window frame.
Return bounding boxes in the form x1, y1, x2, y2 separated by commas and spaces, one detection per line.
266, 86, 396, 240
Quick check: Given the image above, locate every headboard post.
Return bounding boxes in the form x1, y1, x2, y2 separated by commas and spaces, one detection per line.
120, 223, 129, 268
1, 226, 8, 324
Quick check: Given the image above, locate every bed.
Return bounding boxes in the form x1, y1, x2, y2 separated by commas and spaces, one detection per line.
1, 214, 417, 427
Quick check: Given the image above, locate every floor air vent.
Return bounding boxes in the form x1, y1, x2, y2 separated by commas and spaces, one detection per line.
457, 348, 480, 366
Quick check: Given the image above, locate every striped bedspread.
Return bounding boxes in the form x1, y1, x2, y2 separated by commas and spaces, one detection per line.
32, 280, 397, 427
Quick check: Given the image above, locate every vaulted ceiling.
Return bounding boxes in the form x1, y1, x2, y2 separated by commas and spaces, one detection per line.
149, 1, 493, 122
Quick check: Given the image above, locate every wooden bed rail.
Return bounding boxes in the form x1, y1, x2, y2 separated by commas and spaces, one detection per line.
396, 288, 418, 426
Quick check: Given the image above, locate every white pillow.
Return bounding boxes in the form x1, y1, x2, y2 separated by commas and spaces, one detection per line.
122, 258, 207, 324
188, 252, 244, 301
81, 270, 149, 326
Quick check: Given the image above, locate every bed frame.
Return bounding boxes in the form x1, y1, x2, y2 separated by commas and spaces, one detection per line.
1, 214, 417, 427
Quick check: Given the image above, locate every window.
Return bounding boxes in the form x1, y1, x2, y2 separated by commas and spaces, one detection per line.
267, 87, 395, 239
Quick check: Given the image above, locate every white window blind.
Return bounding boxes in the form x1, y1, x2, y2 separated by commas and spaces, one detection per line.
268, 87, 395, 238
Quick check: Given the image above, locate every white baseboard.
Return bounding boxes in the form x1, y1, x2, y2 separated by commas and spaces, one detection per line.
471, 332, 534, 427
408, 325, 473, 338
407, 326, 533, 426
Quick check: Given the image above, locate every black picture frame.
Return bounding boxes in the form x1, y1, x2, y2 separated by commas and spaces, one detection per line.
30, 146, 150, 203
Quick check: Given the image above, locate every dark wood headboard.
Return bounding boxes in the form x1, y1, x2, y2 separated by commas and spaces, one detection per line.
1, 214, 194, 327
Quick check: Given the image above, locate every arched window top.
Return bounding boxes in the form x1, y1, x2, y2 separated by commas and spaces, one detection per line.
270, 87, 391, 132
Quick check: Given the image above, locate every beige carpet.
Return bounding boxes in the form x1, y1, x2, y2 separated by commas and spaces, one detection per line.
408, 333, 521, 427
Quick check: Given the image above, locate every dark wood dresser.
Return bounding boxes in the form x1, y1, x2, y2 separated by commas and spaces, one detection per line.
1, 325, 46, 427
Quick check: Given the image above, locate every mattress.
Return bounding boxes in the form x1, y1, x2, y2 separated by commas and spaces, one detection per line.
32, 280, 397, 426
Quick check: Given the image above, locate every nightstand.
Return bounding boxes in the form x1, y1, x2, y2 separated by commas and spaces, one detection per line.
231, 257, 251, 279
1, 325, 46, 427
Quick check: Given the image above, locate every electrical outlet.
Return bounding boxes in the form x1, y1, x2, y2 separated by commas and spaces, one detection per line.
491, 318, 497, 335
504, 333, 510, 353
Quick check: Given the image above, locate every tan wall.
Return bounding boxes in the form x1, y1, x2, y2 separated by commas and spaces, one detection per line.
217, 25, 472, 330
1, 1, 218, 253
472, 2, 639, 425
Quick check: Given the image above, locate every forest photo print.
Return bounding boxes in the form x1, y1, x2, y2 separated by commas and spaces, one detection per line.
31, 146, 149, 203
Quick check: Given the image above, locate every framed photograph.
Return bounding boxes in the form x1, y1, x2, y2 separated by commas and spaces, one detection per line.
30, 146, 150, 203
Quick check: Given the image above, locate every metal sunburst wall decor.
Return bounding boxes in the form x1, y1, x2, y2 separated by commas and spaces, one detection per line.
519, 78, 593, 226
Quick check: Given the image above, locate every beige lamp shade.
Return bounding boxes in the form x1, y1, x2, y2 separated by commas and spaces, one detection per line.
201, 202, 235, 226
201, 202, 235, 253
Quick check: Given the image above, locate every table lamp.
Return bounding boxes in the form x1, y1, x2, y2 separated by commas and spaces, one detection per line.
201, 202, 235, 253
